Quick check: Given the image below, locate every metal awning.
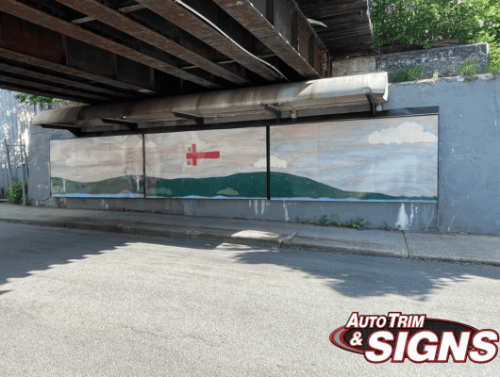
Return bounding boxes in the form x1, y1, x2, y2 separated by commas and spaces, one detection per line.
33, 72, 388, 137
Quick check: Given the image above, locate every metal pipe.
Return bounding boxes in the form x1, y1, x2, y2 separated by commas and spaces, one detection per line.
33, 73, 390, 128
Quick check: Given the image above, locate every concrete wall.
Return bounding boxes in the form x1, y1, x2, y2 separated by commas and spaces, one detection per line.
332, 43, 490, 80
28, 126, 70, 203
51, 197, 438, 232
13, 73, 500, 236
385, 74, 500, 235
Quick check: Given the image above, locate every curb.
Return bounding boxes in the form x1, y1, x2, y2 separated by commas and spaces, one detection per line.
0, 217, 392, 256
2, 217, 499, 267
280, 239, 407, 258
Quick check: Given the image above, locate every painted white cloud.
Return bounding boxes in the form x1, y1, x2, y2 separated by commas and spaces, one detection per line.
254, 155, 287, 169
368, 122, 437, 144
66, 150, 99, 167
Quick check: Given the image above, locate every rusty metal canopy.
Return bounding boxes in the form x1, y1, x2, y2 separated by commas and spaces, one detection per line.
33, 72, 388, 136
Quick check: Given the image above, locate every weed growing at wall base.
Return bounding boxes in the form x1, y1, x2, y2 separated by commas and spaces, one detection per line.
7, 182, 27, 205
302, 215, 370, 230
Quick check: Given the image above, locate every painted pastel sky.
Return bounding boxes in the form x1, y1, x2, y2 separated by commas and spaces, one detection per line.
50, 135, 143, 182
146, 127, 266, 179
271, 115, 438, 197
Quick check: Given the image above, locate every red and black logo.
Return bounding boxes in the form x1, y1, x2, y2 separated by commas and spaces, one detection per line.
330, 312, 499, 363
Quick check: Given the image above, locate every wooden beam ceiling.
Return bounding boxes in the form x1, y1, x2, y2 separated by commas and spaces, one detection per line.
0, 47, 154, 95
0, 0, 375, 103
0, 60, 132, 99
214, 0, 326, 79
294, 0, 375, 59
55, 0, 250, 85
0, 0, 222, 89
135, 0, 286, 81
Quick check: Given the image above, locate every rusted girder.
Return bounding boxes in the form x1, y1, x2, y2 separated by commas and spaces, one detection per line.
56, 0, 250, 85
0, 47, 153, 95
214, 0, 325, 79
297, 0, 369, 16
136, 0, 283, 82
0, 72, 107, 102
0, 0, 221, 89
0, 61, 130, 99
72, 4, 146, 24
0, 79, 98, 104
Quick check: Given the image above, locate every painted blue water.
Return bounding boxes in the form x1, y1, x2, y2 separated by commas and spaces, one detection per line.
144, 195, 437, 203
52, 193, 144, 198
52, 194, 437, 203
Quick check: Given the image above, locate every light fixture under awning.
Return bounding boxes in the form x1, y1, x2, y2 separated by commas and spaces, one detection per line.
33, 72, 388, 136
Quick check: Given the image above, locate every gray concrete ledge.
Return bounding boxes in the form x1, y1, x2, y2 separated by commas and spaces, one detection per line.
38, 197, 438, 232
1, 204, 499, 266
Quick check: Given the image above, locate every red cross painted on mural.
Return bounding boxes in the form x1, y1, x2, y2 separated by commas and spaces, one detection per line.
186, 144, 220, 166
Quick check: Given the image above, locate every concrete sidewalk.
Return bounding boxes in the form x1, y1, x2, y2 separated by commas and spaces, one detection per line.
1, 203, 499, 266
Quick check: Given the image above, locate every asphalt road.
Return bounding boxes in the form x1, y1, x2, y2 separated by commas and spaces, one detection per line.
1, 222, 499, 376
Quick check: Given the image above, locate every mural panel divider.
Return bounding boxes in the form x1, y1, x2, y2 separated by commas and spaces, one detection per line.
142, 134, 147, 199
266, 125, 271, 201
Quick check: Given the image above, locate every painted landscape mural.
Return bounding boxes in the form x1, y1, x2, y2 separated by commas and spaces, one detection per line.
145, 128, 267, 198
50, 135, 144, 197
49, 115, 438, 201
270, 115, 438, 200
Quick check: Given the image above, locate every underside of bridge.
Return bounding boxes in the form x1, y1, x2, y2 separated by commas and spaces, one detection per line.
0, 0, 374, 104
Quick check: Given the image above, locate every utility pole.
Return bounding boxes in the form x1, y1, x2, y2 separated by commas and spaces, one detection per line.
3, 140, 12, 187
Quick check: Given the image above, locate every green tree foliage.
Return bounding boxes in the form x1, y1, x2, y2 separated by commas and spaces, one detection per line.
13, 93, 87, 107
13, 93, 62, 106
372, 0, 500, 71
6, 182, 27, 205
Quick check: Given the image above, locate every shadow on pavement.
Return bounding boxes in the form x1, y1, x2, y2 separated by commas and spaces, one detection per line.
234, 247, 500, 301
0, 222, 221, 296
2, 221, 500, 301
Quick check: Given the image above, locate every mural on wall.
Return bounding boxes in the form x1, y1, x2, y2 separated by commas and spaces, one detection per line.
49, 115, 438, 201
145, 128, 267, 198
50, 135, 144, 197
270, 115, 438, 201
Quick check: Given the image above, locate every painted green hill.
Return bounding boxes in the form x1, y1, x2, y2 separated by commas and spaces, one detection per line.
52, 173, 436, 201
146, 173, 267, 198
147, 172, 437, 201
